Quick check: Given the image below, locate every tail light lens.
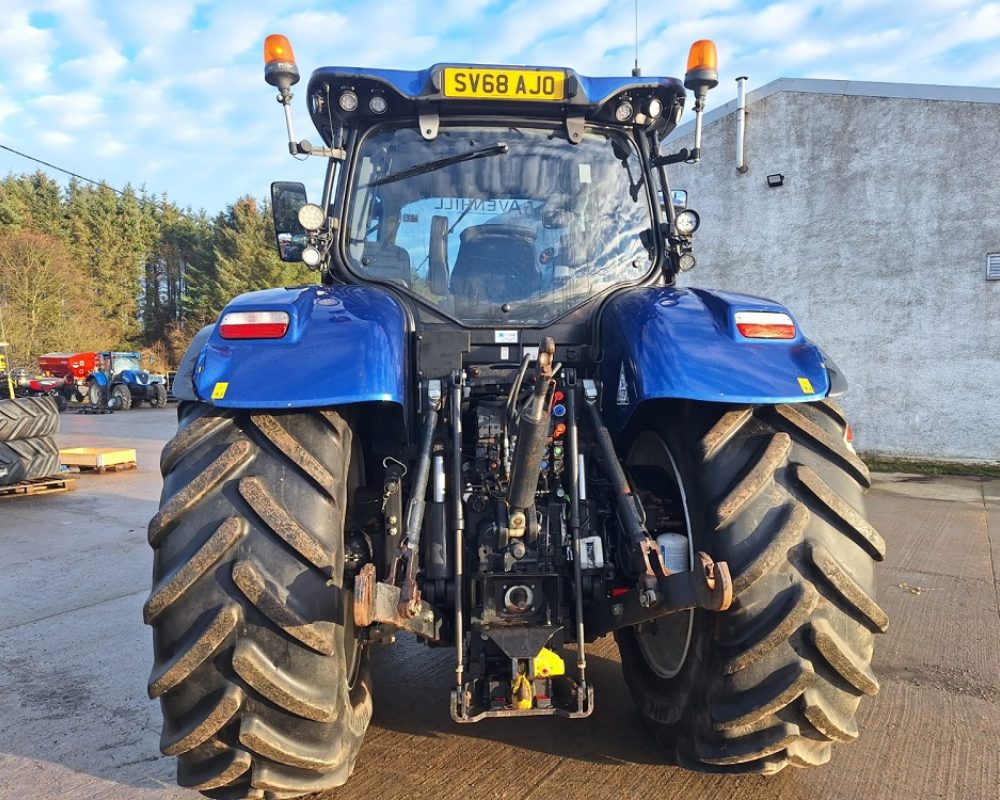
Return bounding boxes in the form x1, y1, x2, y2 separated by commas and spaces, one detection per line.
219, 311, 290, 339
734, 311, 796, 339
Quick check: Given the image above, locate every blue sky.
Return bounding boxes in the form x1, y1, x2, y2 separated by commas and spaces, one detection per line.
2, 0, 998, 214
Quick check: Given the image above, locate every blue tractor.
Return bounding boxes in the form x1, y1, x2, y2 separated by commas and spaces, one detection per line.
87, 351, 167, 410
147, 36, 885, 798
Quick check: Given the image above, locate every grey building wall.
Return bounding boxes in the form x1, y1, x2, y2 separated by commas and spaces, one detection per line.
665, 81, 1000, 461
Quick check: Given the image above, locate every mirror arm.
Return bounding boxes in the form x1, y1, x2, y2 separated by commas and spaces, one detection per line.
291, 140, 346, 159
275, 90, 345, 159
652, 149, 697, 166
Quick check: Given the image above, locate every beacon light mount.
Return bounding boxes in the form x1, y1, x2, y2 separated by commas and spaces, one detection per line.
263, 34, 344, 159
683, 39, 719, 164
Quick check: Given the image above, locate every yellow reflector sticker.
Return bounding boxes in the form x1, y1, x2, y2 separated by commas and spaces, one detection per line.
797, 377, 815, 394
443, 67, 565, 101
211, 382, 229, 400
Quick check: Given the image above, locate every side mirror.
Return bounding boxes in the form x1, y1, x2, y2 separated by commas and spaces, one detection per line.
271, 181, 308, 262
428, 215, 449, 295
671, 190, 688, 209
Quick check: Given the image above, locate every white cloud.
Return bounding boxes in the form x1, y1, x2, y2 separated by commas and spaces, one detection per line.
58, 49, 129, 82
0, 12, 57, 89
39, 130, 74, 147
0, 87, 18, 126
29, 91, 105, 130
96, 140, 123, 157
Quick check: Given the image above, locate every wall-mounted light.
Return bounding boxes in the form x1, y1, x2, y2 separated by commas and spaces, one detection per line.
766, 173, 784, 188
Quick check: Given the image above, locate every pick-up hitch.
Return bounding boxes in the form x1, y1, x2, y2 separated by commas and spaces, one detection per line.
354, 563, 442, 640
589, 551, 732, 634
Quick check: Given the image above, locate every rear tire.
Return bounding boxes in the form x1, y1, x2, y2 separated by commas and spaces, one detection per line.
112, 384, 132, 411
0, 396, 59, 442
0, 436, 60, 485
150, 384, 168, 408
617, 400, 886, 773
145, 403, 372, 799
88, 381, 104, 407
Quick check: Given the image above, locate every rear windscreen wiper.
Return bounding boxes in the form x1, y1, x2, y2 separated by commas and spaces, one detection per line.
371, 142, 509, 187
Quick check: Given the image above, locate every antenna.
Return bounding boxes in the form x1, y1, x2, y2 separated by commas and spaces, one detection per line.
632, 0, 641, 76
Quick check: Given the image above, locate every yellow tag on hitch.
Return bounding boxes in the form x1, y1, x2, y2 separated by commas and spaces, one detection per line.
533, 647, 565, 678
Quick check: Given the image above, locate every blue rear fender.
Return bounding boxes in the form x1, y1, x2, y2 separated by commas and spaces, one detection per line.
182, 284, 407, 409
600, 287, 832, 430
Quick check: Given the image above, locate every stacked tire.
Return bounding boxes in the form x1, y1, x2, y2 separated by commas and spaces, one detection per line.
0, 397, 61, 486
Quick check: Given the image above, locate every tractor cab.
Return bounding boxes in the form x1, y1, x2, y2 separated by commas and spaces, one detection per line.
99, 351, 144, 380
268, 47, 713, 333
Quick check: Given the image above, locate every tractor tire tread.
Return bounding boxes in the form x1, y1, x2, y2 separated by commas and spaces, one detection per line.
0, 396, 59, 442
113, 385, 133, 411
160, 684, 245, 757
714, 432, 790, 527
238, 476, 336, 577
146, 404, 371, 799
230, 558, 337, 656
0, 435, 61, 485
794, 464, 886, 560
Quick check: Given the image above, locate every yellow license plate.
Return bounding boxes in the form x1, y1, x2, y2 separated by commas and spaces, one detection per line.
443, 67, 565, 101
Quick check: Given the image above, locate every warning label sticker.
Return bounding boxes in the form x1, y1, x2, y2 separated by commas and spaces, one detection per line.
617, 364, 629, 406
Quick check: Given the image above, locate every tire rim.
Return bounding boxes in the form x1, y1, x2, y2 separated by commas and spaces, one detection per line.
343, 590, 363, 690
626, 432, 695, 680
343, 442, 365, 692
88, 383, 101, 405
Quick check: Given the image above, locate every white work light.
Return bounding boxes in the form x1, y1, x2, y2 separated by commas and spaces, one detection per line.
675, 209, 700, 235
297, 203, 325, 231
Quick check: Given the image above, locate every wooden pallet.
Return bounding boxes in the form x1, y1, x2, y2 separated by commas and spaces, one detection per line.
59, 447, 137, 473
76, 460, 137, 474
0, 476, 77, 498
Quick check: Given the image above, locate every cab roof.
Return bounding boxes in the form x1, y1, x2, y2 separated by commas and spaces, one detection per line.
305, 64, 687, 145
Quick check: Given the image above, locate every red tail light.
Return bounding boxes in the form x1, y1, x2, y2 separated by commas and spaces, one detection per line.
219, 311, 290, 339
734, 311, 796, 339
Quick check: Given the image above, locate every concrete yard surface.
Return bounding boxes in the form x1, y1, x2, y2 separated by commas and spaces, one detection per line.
1, 409, 998, 800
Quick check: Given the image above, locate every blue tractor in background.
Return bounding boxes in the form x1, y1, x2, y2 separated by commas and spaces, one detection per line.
147, 36, 886, 799
87, 351, 167, 410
